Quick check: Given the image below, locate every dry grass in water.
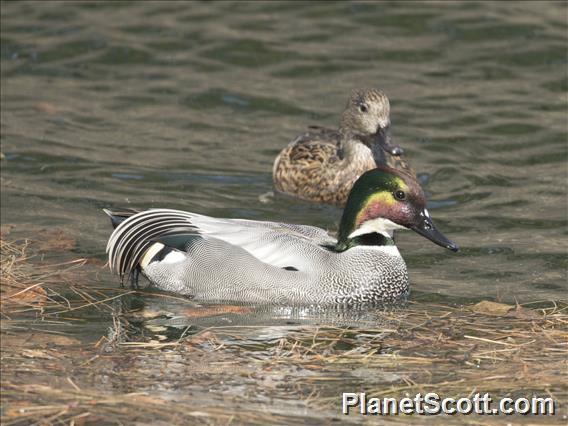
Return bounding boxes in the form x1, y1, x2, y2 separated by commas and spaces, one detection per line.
1, 232, 566, 425
272, 302, 567, 402
1, 229, 132, 321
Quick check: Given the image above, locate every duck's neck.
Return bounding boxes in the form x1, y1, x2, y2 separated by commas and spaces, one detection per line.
335, 196, 396, 252
334, 231, 395, 252
338, 130, 372, 164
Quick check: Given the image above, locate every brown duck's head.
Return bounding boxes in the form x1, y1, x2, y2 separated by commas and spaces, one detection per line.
340, 89, 391, 139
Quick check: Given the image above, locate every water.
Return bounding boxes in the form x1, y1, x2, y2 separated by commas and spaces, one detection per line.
1, 2, 567, 423
2, 1, 566, 304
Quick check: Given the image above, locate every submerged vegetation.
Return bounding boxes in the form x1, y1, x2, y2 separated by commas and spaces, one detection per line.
1, 227, 566, 424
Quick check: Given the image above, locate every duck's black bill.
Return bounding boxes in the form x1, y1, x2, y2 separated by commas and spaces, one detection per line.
366, 126, 404, 165
376, 125, 404, 156
411, 213, 459, 252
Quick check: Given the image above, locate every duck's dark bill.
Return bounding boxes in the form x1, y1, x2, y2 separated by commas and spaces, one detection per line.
411, 213, 459, 252
374, 125, 403, 156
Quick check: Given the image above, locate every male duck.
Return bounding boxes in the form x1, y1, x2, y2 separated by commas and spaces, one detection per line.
273, 89, 412, 206
105, 167, 457, 305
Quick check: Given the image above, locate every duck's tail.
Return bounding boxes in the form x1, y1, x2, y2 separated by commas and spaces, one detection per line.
104, 209, 197, 284
103, 208, 139, 229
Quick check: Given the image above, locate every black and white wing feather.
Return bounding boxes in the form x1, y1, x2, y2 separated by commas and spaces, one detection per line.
105, 209, 336, 282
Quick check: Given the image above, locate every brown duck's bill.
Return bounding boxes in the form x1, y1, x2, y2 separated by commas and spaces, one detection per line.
379, 126, 405, 156
364, 126, 404, 156
410, 213, 459, 252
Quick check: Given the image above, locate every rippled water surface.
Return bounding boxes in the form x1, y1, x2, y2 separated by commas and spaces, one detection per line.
2, 2, 566, 304
2, 2, 567, 424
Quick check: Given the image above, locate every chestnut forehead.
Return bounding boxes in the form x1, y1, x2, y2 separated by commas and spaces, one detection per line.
395, 176, 426, 206
407, 183, 426, 206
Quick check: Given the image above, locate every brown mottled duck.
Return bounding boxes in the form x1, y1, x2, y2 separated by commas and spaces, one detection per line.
273, 89, 413, 206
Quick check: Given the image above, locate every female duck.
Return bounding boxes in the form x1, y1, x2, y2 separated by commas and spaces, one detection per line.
105, 168, 457, 305
273, 89, 411, 206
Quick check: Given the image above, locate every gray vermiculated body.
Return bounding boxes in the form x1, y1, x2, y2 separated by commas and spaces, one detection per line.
143, 239, 409, 305
107, 209, 409, 305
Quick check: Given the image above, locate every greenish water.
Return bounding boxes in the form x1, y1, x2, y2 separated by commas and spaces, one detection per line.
2, 1, 566, 305
1, 2, 567, 423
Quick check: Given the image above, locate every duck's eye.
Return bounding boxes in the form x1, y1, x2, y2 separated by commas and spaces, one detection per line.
394, 190, 406, 201
359, 104, 368, 113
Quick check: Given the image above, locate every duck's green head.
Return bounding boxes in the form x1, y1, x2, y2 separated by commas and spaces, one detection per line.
336, 167, 459, 252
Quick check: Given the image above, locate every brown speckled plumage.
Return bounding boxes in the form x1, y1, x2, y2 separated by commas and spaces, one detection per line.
273, 89, 413, 206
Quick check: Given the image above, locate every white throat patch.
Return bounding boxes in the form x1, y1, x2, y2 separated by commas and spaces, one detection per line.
348, 218, 407, 239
